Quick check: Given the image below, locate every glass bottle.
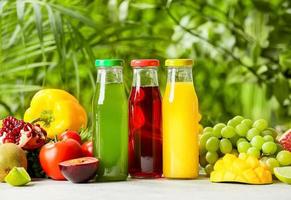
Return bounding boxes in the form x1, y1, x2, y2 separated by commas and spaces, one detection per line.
93, 59, 128, 181
128, 59, 162, 178
162, 59, 201, 179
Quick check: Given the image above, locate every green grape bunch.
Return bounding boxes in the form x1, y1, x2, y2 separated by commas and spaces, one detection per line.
199, 116, 291, 175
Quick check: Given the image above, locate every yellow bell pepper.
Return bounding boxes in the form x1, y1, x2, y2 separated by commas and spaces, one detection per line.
24, 89, 87, 139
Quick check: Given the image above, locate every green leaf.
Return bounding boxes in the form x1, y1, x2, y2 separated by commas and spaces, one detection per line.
68, 24, 96, 89
0, 62, 53, 76
130, 3, 157, 9
16, 0, 25, 24
49, 3, 97, 28
3, 44, 56, 65
251, 42, 261, 66
54, 11, 66, 63
31, 2, 43, 43
80, 128, 92, 143
273, 74, 290, 105
244, 10, 273, 48
72, 52, 80, 99
46, 4, 66, 84
0, 100, 12, 115
7, 25, 21, 47
253, 0, 283, 12
0, 0, 8, 14
0, 84, 42, 93
46, 5, 60, 51
279, 50, 291, 72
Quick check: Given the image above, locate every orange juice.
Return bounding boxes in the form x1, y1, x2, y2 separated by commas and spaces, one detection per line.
163, 59, 200, 179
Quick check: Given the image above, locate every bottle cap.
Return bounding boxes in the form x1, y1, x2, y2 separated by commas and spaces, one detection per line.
165, 59, 193, 67
95, 59, 124, 67
131, 59, 160, 67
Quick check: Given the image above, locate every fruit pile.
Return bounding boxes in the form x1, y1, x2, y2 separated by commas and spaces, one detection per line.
199, 116, 291, 182
0, 89, 95, 186
0, 143, 28, 183
1, 88, 291, 187
39, 130, 94, 181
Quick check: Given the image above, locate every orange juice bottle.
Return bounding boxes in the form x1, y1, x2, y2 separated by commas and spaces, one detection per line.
162, 59, 201, 179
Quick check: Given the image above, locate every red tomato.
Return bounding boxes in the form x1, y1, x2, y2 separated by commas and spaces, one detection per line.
81, 141, 93, 157
58, 130, 82, 144
39, 138, 83, 180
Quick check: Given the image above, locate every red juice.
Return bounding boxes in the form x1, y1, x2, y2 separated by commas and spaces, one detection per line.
128, 86, 162, 178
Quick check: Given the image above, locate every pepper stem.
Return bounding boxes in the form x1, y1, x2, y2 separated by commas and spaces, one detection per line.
31, 110, 54, 127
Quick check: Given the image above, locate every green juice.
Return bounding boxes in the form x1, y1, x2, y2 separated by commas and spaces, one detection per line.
93, 83, 128, 181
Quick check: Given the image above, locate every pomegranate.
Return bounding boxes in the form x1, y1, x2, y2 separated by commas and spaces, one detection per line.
0, 116, 47, 150
279, 129, 291, 152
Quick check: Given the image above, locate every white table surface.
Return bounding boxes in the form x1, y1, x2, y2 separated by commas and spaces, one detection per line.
0, 176, 290, 200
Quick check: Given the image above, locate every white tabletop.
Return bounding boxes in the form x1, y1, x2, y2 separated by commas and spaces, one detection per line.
0, 177, 290, 200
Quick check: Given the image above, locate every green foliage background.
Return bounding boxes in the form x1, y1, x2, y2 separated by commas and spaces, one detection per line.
0, 0, 290, 129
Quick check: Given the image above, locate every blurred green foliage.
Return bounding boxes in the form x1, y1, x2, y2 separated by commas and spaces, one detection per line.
0, 0, 290, 128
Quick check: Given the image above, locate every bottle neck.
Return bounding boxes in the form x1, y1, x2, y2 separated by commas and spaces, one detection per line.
132, 67, 159, 87
97, 67, 123, 84
166, 67, 193, 83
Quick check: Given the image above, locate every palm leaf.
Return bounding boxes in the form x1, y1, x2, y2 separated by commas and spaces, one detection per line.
16, 0, 25, 24
32, 2, 43, 43
0, 84, 42, 93
0, 62, 54, 76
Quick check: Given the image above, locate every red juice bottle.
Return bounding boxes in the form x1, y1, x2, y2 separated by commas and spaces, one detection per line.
128, 59, 162, 178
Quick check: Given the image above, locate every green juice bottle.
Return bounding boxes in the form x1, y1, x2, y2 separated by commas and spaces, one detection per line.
93, 59, 128, 181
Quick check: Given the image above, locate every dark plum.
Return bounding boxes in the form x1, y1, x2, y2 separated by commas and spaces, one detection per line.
59, 157, 99, 183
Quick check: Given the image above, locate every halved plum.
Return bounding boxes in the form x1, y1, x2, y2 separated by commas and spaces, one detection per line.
59, 157, 99, 183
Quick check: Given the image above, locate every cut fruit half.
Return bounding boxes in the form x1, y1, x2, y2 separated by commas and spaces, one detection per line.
4, 167, 31, 186
274, 166, 291, 184
59, 157, 99, 183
